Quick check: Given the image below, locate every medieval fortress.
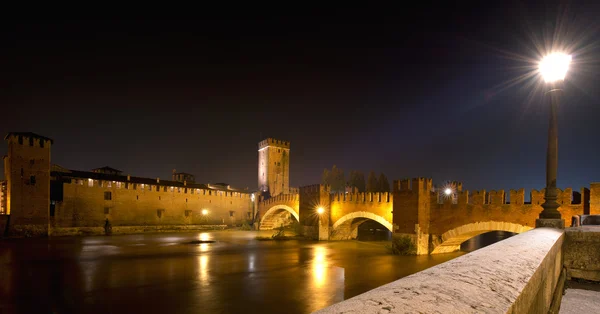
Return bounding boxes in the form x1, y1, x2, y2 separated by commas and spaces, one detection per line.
1, 133, 598, 254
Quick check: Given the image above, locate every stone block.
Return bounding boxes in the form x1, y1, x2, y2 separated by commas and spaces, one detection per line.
536, 218, 565, 229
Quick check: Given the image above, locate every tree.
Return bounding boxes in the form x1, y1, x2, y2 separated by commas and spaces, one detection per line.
356, 171, 366, 192
348, 170, 366, 192
321, 168, 330, 186
378, 173, 390, 192
330, 165, 346, 193
366, 171, 378, 192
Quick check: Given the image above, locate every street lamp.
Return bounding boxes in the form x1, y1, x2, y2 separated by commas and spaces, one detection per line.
316, 207, 325, 215
444, 188, 452, 196
538, 52, 571, 222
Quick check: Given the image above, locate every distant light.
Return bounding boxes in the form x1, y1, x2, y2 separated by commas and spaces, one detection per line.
539, 53, 572, 83
317, 207, 324, 214
202, 209, 209, 216
444, 188, 452, 196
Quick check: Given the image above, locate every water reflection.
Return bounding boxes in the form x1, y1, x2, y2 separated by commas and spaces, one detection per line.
248, 254, 255, 271
312, 246, 327, 287
198, 233, 210, 242
198, 255, 209, 285
0, 231, 464, 314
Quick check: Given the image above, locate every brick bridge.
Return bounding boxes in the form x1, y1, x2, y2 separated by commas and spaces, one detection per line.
258, 178, 598, 254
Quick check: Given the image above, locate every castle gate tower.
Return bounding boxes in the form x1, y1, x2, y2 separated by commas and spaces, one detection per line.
4, 132, 52, 236
258, 138, 290, 197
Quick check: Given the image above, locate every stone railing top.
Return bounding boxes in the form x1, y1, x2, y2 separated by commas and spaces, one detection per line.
314, 228, 564, 314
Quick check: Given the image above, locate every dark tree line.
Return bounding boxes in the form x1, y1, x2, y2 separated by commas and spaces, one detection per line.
321, 166, 390, 193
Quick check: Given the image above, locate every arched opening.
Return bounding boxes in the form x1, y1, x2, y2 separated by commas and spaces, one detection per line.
330, 212, 392, 240
460, 231, 518, 252
356, 219, 392, 241
431, 221, 532, 254
259, 205, 299, 230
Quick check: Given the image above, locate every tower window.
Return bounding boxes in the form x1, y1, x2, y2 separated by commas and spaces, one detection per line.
40, 140, 44, 148
104, 207, 110, 214
104, 192, 112, 200
18, 136, 23, 145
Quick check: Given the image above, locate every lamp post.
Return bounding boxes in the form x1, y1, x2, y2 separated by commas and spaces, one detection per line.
316, 206, 329, 240
537, 52, 571, 227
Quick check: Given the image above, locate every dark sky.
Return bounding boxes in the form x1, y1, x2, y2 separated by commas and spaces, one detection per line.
2, 2, 600, 197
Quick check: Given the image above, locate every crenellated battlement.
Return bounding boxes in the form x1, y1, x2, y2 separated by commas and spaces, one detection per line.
330, 192, 392, 203
299, 184, 330, 194
428, 186, 586, 206
393, 177, 433, 193
65, 177, 251, 199
258, 138, 290, 150
260, 193, 299, 206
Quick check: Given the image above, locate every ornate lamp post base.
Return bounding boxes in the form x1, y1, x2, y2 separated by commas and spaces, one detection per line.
535, 218, 565, 229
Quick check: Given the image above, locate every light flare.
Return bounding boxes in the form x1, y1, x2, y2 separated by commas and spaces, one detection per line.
539, 52, 572, 82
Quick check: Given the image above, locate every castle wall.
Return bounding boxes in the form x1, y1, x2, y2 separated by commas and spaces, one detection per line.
590, 183, 600, 215
4, 134, 52, 236
52, 180, 253, 231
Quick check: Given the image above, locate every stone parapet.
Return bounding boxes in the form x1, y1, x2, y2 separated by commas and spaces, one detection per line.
564, 226, 600, 282
314, 228, 565, 313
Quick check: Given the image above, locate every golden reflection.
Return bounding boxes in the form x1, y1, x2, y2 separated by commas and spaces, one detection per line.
199, 243, 209, 252
312, 246, 328, 288
248, 254, 255, 272
197, 254, 209, 286
199, 233, 210, 241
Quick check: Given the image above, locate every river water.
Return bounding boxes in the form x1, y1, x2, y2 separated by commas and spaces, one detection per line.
0, 230, 511, 314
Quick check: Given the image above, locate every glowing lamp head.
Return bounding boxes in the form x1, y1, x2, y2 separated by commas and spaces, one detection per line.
316, 207, 325, 214
539, 52, 572, 83
444, 188, 452, 196
201, 209, 208, 216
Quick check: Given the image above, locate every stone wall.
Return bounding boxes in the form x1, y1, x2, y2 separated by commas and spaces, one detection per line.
329, 192, 392, 238
590, 183, 600, 215
428, 188, 580, 236
4, 134, 52, 237
257, 193, 299, 229
314, 228, 566, 314
51, 180, 253, 232
564, 226, 600, 282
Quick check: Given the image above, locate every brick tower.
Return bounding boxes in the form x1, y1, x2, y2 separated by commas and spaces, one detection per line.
4, 132, 52, 236
258, 138, 290, 197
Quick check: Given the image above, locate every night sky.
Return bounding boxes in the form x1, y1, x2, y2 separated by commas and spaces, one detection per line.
2, 2, 600, 198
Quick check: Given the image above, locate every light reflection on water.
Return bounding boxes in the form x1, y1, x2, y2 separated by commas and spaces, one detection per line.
0, 231, 468, 314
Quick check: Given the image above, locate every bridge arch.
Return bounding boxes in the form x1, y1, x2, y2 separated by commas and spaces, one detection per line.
431, 221, 533, 254
330, 211, 392, 240
259, 205, 299, 230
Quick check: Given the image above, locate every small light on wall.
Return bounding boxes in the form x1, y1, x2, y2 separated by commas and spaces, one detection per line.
317, 207, 324, 214
202, 209, 209, 216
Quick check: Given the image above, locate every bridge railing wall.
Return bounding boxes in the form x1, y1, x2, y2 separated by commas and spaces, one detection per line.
315, 228, 566, 314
